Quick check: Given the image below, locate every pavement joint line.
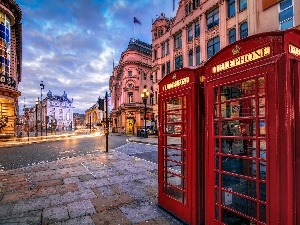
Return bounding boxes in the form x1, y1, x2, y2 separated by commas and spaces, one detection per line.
80, 162, 97, 179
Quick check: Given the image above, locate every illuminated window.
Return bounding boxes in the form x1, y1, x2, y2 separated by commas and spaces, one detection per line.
279, 0, 294, 30
207, 36, 220, 58
207, 7, 219, 30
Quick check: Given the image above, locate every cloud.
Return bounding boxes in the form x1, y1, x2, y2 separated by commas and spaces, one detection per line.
16, 0, 178, 114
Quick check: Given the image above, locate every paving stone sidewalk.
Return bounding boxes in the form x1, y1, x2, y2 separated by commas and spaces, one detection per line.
0, 149, 183, 225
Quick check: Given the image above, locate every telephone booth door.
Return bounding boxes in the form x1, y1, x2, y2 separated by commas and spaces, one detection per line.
204, 32, 296, 224
158, 68, 204, 225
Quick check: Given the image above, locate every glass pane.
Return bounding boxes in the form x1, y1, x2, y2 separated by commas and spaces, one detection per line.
222, 157, 256, 178
215, 155, 219, 169
215, 205, 219, 220
215, 172, 219, 186
260, 161, 266, 180
166, 137, 182, 147
281, 18, 293, 30
279, 7, 293, 22
259, 120, 266, 136
280, 0, 292, 10
167, 111, 182, 122
258, 77, 265, 95
259, 97, 265, 116
260, 204, 266, 223
222, 208, 251, 224
164, 185, 185, 203
222, 193, 256, 218
215, 138, 220, 152
260, 182, 266, 202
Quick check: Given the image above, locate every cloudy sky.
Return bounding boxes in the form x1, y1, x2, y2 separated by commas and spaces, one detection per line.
16, 0, 180, 114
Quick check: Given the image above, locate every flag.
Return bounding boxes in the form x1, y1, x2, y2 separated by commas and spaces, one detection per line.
134, 17, 141, 25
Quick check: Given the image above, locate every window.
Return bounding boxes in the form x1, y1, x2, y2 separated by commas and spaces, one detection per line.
228, 28, 236, 44
188, 50, 193, 66
207, 7, 219, 30
143, 72, 147, 80
175, 55, 183, 70
239, 0, 247, 11
279, 0, 294, 30
161, 43, 165, 57
128, 92, 133, 103
166, 40, 170, 54
240, 21, 248, 39
207, 36, 220, 58
150, 94, 154, 105
127, 83, 133, 89
194, 0, 200, 8
154, 50, 157, 59
185, 4, 189, 16
195, 20, 200, 37
128, 71, 132, 77
166, 61, 170, 74
174, 32, 182, 49
196, 46, 200, 65
188, 24, 193, 41
162, 64, 166, 78
228, 0, 236, 18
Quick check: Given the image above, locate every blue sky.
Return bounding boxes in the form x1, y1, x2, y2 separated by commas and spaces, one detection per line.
16, 0, 179, 114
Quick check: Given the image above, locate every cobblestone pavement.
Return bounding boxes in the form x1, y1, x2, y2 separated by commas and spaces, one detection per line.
0, 139, 184, 225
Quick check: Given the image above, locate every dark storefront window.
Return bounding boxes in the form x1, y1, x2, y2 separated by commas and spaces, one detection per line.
213, 76, 266, 224
207, 36, 220, 58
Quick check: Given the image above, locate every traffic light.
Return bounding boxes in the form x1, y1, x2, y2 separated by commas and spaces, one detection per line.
98, 97, 104, 110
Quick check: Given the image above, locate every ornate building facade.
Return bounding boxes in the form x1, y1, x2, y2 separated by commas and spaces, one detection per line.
151, 0, 299, 120
109, 39, 153, 135
0, 0, 22, 135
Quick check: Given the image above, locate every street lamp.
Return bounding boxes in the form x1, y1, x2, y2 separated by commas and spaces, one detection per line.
141, 88, 149, 138
35, 97, 39, 137
40, 81, 44, 136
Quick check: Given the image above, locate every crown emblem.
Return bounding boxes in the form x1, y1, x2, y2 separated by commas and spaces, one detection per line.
232, 45, 241, 55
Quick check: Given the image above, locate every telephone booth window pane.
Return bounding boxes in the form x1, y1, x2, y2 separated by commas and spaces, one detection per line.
222, 209, 251, 224
162, 95, 187, 204
214, 76, 267, 223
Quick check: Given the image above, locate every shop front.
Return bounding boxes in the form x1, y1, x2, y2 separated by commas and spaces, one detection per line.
204, 29, 300, 224
158, 67, 205, 225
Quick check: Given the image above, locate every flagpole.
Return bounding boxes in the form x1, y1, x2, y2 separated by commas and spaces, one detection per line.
133, 21, 135, 39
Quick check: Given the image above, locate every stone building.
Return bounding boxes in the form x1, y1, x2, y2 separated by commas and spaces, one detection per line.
109, 39, 153, 135
151, 0, 299, 120
0, 0, 22, 135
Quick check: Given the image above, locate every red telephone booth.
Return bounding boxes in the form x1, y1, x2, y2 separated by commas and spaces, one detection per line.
204, 29, 300, 224
158, 67, 205, 225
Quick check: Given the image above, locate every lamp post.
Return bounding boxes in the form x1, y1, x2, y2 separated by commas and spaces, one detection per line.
40, 81, 44, 137
35, 98, 39, 137
141, 88, 149, 138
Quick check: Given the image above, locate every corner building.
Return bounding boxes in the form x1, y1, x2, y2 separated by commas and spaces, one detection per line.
151, 0, 299, 120
109, 39, 153, 135
0, 0, 22, 135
